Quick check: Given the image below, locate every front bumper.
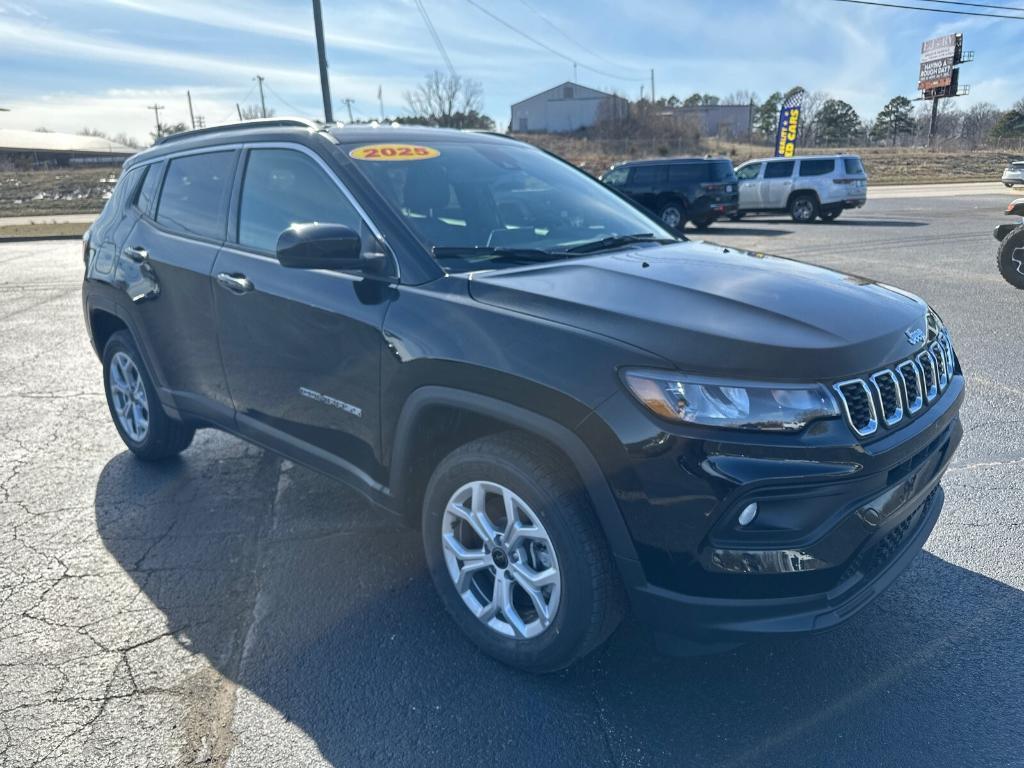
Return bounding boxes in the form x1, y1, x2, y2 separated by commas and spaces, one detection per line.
578, 372, 964, 644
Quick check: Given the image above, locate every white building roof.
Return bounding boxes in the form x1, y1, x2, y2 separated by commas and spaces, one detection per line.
0, 128, 135, 155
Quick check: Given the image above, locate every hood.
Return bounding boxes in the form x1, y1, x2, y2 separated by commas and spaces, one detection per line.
467, 241, 928, 381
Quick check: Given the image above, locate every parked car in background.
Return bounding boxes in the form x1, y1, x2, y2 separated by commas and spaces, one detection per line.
994, 197, 1024, 289
1002, 161, 1024, 188
600, 157, 738, 230
733, 155, 868, 223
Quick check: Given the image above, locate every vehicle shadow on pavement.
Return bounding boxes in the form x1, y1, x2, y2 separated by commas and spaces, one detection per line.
95, 437, 1022, 767
690, 226, 793, 238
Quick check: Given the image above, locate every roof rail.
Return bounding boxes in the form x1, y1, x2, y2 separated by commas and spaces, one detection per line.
155, 117, 323, 146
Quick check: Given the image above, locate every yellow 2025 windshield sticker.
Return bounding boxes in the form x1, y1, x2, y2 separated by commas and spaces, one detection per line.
349, 144, 440, 161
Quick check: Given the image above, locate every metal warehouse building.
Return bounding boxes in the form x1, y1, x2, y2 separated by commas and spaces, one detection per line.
0, 129, 136, 167
510, 82, 628, 133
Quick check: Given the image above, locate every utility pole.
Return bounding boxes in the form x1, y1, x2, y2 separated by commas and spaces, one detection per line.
187, 90, 196, 130
650, 69, 655, 104
147, 103, 164, 138
312, 0, 333, 123
572, 62, 577, 82
378, 85, 384, 121
255, 75, 267, 118
236, 103, 243, 121
341, 98, 355, 123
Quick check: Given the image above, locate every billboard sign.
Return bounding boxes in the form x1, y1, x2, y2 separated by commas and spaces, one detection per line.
774, 91, 803, 158
918, 33, 958, 91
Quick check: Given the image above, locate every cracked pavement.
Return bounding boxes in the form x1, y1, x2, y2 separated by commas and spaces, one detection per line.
1, 193, 1022, 767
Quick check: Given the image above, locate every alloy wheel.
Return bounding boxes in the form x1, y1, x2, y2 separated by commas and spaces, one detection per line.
109, 351, 150, 443
661, 207, 682, 228
793, 198, 815, 221
441, 480, 561, 639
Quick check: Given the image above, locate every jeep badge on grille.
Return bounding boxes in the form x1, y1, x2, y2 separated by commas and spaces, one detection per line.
905, 327, 926, 346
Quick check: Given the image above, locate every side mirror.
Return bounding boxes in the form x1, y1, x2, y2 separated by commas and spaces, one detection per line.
276, 222, 386, 274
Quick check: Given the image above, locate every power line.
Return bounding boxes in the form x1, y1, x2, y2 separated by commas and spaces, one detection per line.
462, 0, 642, 83
917, 0, 1024, 11
825, 0, 1024, 19
263, 81, 315, 118
513, 0, 647, 76
414, 0, 457, 77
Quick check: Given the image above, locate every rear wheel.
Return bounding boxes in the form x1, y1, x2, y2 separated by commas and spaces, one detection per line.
422, 432, 623, 672
997, 226, 1024, 289
727, 212, 745, 221
659, 202, 686, 231
1006, 183, 1015, 188
691, 217, 715, 231
789, 193, 819, 223
102, 331, 194, 460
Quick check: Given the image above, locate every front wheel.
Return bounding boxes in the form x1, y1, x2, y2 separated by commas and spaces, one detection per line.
789, 193, 819, 223
659, 202, 686, 230
422, 433, 623, 673
997, 226, 1024, 289
102, 331, 195, 460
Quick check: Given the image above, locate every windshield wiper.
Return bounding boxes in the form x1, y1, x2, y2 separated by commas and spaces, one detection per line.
564, 233, 677, 254
432, 246, 568, 263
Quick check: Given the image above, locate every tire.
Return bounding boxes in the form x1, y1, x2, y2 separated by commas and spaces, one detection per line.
691, 217, 715, 231
728, 212, 745, 221
1006, 183, 1015, 188
422, 432, 624, 673
820, 208, 842, 222
789, 193, 819, 223
102, 331, 195, 460
997, 226, 1024, 290
659, 202, 686, 231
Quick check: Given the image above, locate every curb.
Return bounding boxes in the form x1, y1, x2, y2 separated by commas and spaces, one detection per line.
0, 235, 85, 243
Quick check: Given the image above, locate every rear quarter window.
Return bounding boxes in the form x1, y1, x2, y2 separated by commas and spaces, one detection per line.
156, 151, 235, 240
799, 158, 836, 177
668, 164, 703, 183
844, 157, 865, 175
134, 162, 164, 215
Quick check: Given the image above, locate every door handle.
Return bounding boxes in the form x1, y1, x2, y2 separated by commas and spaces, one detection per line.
216, 272, 254, 294
122, 245, 149, 263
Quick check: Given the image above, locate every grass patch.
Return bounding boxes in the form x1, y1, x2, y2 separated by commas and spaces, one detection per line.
0, 221, 90, 240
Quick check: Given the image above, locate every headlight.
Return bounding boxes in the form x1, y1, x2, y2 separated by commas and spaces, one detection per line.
621, 369, 840, 431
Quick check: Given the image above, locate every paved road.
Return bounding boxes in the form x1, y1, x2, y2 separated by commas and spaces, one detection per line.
1, 195, 1022, 767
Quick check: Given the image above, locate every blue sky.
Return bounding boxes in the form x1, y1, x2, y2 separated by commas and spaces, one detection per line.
1, 0, 1021, 143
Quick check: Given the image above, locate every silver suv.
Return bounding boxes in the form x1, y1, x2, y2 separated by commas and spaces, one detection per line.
734, 155, 868, 223
1002, 161, 1024, 188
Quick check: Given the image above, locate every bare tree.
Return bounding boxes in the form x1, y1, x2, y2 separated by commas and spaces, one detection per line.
961, 102, 1002, 148
404, 71, 486, 127
239, 104, 276, 120
722, 90, 758, 106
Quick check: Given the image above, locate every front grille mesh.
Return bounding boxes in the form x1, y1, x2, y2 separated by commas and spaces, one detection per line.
834, 331, 955, 438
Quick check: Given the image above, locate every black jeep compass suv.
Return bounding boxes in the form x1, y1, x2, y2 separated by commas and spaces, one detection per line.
82, 120, 963, 672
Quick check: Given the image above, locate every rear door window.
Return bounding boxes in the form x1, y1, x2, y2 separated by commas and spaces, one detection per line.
799, 158, 836, 177
668, 164, 704, 183
629, 165, 667, 186
156, 151, 235, 240
764, 161, 795, 179
844, 157, 865, 175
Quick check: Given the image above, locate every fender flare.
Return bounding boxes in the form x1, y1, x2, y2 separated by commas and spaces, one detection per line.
388, 386, 642, 567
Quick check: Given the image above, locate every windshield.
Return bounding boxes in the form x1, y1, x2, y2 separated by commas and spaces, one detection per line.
344, 140, 677, 272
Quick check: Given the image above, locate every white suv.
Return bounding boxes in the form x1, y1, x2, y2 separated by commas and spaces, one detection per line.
733, 155, 868, 223
1002, 161, 1024, 188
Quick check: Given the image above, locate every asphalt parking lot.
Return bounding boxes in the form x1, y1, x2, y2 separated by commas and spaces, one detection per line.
2, 191, 1022, 767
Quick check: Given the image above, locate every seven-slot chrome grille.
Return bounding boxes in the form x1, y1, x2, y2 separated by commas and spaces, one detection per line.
833, 331, 955, 438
